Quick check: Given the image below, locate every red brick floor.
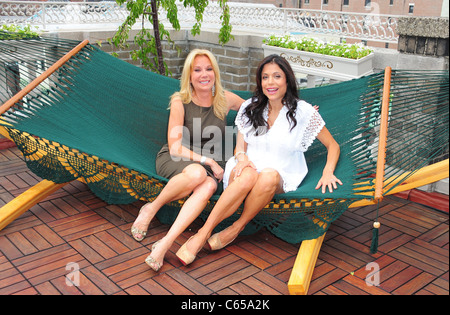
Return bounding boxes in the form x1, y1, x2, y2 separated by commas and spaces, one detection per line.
1, 146, 448, 295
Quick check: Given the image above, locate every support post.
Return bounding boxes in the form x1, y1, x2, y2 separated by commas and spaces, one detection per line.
374, 66, 392, 201
288, 233, 326, 295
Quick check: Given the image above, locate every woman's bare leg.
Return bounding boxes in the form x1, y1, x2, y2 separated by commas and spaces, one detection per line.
184, 167, 259, 255
217, 168, 283, 246
132, 164, 209, 240
146, 176, 217, 268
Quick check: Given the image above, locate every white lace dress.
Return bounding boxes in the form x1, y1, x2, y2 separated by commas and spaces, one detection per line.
223, 98, 325, 192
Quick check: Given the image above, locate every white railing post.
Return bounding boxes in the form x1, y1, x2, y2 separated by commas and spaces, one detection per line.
41, 2, 46, 30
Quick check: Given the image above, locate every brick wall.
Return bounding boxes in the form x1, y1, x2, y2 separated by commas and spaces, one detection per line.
99, 30, 265, 92
390, 16, 449, 184
397, 17, 449, 57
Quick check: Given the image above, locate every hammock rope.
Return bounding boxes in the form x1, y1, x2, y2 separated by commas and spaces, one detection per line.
1, 34, 448, 243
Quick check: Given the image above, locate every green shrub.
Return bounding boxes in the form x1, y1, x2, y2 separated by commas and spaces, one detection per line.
263, 34, 373, 60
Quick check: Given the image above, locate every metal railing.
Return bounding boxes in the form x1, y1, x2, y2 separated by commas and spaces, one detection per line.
1, 1, 399, 43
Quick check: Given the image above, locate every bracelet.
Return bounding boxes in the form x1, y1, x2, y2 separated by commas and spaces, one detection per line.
234, 151, 246, 160
200, 156, 207, 165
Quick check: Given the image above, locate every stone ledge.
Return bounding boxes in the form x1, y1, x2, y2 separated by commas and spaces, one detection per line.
397, 17, 449, 39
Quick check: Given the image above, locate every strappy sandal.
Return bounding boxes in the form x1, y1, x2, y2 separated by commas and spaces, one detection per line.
145, 241, 163, 272
130, 202, 151, 242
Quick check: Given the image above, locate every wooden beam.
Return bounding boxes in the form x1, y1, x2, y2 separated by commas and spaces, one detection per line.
0, 40, 89, 115
382, 159, 449, 196
349, 198, 377, 208
0, 180, 68, 231
348, 158, 449, 208
0, 126, 12, 140
288, 233, 325, 295
288, 158, 448, 295
0, 40, 89, 231
374, 66, 392, 202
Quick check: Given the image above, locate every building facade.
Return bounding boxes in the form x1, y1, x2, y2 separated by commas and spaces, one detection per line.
233, 0, 449, 17
14, 0, 450, 16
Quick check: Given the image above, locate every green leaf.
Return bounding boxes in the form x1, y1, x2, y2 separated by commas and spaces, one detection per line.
109, 0, 233, 75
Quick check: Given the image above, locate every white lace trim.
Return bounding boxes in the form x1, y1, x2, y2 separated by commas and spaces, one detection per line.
235, 99, 256, 138
298, 110, 325, 152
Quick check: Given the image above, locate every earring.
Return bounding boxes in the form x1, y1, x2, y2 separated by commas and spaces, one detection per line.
212, 84, 215, 97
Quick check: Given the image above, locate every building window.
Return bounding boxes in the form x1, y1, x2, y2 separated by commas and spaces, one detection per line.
365, 0, 371, 7
409, 3, 414, 13
305, 0, 310, 4
323, 0, 328, 5
343, 0, 349, 6
390, 0, 394, 5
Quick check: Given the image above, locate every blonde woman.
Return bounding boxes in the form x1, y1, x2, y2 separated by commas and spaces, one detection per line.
131, 49, 243, 271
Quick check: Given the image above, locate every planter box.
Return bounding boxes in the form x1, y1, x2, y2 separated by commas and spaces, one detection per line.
262, 44, 374, 81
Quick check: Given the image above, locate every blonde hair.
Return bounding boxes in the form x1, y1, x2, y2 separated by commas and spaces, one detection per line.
171, 49, 228, 120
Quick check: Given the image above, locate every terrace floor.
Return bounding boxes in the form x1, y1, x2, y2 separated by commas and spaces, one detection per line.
0, 145, 448, 296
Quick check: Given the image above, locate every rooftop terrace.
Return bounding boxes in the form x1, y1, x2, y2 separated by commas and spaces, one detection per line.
0, 144, 448, 296
0, 2, 448, 298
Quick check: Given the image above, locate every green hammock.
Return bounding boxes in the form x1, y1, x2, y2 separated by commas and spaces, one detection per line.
1, 34, 448, 243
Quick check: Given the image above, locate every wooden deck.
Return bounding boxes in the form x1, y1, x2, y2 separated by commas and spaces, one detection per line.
0, 145, 448, 295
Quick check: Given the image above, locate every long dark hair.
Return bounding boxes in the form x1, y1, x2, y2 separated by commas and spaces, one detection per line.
244, 54, 299, 135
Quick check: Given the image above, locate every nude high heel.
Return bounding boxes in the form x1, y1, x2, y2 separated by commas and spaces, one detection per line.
206, 233, 222, 251
175, 236, 197, 266
207, 227, 237, 251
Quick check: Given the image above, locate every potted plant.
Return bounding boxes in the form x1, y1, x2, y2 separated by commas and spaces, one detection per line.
262, 35, 374, 81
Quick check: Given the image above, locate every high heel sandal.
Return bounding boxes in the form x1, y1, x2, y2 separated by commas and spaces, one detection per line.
207, 227, 237, 251
130, 202, 151, 242
145, 241, 163, 272
176, 236, 198, 266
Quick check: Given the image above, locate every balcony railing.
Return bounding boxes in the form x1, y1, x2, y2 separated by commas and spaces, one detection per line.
1, 1, 399, 43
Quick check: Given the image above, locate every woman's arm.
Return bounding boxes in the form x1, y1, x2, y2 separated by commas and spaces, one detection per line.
225, 90, 244, 112
232, 131, 256, 179
167, 96, 190, 159
167, 96, 224, 180
315, 126, 342, 193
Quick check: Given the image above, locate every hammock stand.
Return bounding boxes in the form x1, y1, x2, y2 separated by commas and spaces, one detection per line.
0, 35, 448, 295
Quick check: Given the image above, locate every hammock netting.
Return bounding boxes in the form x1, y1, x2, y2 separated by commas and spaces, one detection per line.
1, 34, 448, 243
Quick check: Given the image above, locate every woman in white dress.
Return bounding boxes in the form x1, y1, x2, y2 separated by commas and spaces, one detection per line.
175, 54, 342, 265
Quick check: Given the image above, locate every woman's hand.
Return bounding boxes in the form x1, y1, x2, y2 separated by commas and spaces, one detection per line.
233, 160, 256, 180
315, 126, 341, 194
208, 159, 224, 182
315, 173, 343, 193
